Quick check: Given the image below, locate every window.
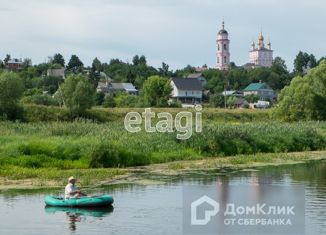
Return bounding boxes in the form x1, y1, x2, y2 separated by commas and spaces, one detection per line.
224, 44, 227, 50
224, 56, 227, 63
217, 57, 219, 63
218, 44, 220, 51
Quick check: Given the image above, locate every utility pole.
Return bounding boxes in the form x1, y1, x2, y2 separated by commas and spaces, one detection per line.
224, 84, 227, 109
224, 80, 229, 109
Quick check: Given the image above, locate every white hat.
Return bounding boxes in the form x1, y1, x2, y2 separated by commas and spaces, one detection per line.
68, 176, 75, 182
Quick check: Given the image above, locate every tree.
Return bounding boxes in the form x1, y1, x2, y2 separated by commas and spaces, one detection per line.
66, 55, 83, 74
245, 94, 259, 103
294, 51, 317, 74
159, 62, 171, 77
271, 57, 291, 88
22, 58, 32, 70
92, 57, 102, 72
3, 54, 11, 65
318, 57, 326, 65
203, 69, 225, 93
142, 75, 172, 106
209, 93, 224, 107
89, 57, 103, 88
52, 53, 65, 67
21, 92, 57, 106
103, 95, 116, 108
274, 61, 326, 121
174, 65, 196, 78
95, 91, 105, 105
60, 75, 95, 115
133, 55, 147, 66
0, 72, 24, 119
272, 57, 288, 74
41, 76, 64, 95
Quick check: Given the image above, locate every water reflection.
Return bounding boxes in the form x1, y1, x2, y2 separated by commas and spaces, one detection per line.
0, 160, 325, 235
45, 206, 114, 232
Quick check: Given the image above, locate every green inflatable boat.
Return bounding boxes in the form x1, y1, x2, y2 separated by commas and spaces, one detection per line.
44, 195, 114, 207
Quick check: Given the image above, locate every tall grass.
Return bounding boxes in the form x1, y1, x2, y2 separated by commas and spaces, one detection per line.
0, 121, 325, 170
23, 105, 271, 123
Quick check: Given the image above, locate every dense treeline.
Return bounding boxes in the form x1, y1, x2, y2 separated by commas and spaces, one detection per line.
0, 52, 325, 121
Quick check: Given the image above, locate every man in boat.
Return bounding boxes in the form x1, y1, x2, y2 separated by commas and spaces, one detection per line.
65, 176, 87, 199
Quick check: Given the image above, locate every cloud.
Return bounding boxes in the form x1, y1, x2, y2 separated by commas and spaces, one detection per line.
0, 0, 325, 70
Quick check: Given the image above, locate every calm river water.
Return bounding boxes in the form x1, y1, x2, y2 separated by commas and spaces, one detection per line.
0, 161, 325, 235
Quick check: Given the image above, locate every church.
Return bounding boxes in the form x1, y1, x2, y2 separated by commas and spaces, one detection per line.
249, 32, 273, 68
216, 21, 273, 70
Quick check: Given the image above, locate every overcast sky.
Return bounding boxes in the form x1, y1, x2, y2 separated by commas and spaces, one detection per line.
0, 0, 325, 70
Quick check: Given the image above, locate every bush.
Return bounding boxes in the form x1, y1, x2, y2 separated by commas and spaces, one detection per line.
274, 61, 326, 121
103, 95, 116, 108
21, 94, 58, 106
0, 72, 25, 120
187, 123, 326, 156
114, 92, 141, 108
95, 92, 105, 105
60, 74, 95, 116
89, 142, 150, 168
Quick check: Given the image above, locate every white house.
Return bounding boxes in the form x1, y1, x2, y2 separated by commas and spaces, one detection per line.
170, 78, 203, 104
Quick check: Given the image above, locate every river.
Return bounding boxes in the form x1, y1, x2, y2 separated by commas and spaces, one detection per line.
0, 161, 325, 235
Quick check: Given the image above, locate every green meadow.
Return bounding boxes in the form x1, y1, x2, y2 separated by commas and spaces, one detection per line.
0, 106, 326, 186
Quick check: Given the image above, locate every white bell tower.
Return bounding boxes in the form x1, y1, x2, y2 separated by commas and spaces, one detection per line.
216, 21, 230, 70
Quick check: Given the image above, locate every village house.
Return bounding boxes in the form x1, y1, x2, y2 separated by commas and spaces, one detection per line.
109, 83, 138, 95
97, 80, 138, 95
6, 59, 23, 71
47, 68, 65, 78
243, 82, 276, 101
187, 73, 207, 88
170, 77, 203, 104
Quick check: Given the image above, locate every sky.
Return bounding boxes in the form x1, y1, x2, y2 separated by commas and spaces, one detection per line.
0, 0, 325, 71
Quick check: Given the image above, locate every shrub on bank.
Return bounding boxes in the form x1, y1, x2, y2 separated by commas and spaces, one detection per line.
89, 142, 150, 168
188, 123, 326, 156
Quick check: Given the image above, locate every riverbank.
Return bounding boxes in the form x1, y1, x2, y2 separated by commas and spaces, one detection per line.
1, 151, 325, 190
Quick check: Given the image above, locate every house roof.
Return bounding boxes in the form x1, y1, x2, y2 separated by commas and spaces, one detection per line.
243, 83, 271, 91
171, 77, 202, 91
110, 83, 137, 91
7, 59, 22, 64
